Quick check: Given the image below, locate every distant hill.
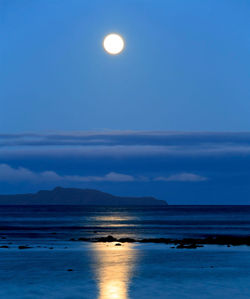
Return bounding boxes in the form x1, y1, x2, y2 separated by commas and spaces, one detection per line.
0, 187, 167, 206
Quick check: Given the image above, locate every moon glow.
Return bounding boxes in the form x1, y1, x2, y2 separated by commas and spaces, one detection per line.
103, 34, 125, 55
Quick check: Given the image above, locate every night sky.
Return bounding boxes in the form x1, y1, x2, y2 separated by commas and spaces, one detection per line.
1, 1, 250, 203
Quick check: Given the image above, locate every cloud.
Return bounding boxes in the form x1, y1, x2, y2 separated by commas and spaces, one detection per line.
0, 164, 35, 182
1, 131, 250, 148
63, 172, 135, 183
155, 173, 208, 182
0, 164, 207, 184
0, 132, 249, 204
0, 164, 136, 183
1, 131, 250, 158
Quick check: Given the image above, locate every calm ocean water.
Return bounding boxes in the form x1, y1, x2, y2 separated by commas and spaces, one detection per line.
0, 206, 250, 299
0, 205, 250, 241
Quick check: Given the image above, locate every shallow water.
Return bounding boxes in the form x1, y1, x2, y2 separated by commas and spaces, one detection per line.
0, 206, 250, 298
0, 244, 250, 298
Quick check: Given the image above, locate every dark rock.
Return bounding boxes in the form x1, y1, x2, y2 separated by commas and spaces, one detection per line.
115, 243, 122, 246
18, 245, 32, 250
118, 238, 136, 243
0, 245, 9, 248
67, 269, 73, 271
202, 235, 250, 246
66, 234, 250, 247
97, 235, 117, 242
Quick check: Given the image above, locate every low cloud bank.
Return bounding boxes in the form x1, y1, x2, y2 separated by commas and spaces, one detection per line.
1, 131, 250, 159
155, 173, 208, 182
0, 164, 207, 184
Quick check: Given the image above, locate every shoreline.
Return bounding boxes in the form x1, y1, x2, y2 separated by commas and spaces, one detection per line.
1, 235, 250, 250
70, 235, 250, 248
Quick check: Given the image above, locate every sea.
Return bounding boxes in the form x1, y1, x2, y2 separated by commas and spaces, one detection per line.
0, 205, 250, 299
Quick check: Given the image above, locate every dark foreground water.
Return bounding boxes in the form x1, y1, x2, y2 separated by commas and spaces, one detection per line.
0, 205, 250, 298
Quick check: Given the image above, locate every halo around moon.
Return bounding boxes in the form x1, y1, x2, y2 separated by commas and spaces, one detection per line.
103, 33, 125, 55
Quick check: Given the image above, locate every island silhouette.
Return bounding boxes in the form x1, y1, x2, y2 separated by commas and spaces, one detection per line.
0, 187, 167, 206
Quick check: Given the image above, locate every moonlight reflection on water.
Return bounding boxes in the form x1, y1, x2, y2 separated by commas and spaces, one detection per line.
91, 243, 138, 299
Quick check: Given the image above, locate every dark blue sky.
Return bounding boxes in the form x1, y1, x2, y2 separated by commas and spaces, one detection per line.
0, 132, 250, 204
1, 0, 250, 131
1, 1, 250, 203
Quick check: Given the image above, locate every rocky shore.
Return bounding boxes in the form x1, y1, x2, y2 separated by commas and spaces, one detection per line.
70, 235, 250, 248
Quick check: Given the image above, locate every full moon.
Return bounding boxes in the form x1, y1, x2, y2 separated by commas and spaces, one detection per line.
103, 33, 125, 55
